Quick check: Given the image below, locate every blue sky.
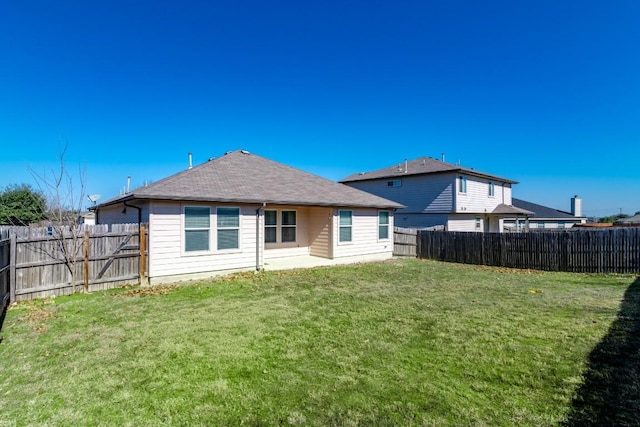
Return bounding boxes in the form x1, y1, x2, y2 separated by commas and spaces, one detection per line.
1, 1, 638, 217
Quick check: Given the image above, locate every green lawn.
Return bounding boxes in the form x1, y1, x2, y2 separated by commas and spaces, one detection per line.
0, 258, 638, 426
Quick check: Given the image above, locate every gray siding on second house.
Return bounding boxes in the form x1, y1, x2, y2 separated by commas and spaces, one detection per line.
345, 173, 454, 214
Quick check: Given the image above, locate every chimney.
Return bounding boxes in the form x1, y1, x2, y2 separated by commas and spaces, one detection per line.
188, 152, 193, 169
571, 195, 582, 217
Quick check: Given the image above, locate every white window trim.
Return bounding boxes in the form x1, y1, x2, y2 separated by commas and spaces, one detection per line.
264, 209, 278, 244
216, 206, 241, 252
338, 210, 353, 244
378, 211, 390, 241
459, 176, 467, 194
182, 205, 211, 255
281, 209, 297, 243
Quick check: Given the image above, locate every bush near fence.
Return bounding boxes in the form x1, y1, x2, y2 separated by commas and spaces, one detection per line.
394, 227, 640, 274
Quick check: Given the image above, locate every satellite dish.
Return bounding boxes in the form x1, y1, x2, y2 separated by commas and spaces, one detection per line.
87, 194, 101, 204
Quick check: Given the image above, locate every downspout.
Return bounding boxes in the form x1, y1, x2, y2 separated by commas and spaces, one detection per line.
123, 201, 142, 224
255, 203, 266, 271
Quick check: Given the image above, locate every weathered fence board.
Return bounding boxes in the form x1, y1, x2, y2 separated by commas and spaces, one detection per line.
399, 228, 640, 274
0, 232, 10, 314
393, 227, 417, 257
1, 223, 148, 301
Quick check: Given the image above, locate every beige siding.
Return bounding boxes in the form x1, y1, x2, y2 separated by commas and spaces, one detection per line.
332, 209, 394, 259
447, 214, 484, 232
308, 207, 332, 258
264, 206, 310, 259
148, 202, 258, 279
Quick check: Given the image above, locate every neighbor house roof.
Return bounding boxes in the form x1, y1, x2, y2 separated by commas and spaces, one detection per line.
615, 214, 640, 224
492, 204, 534, 216
95, 150, 404, 209
340, 156, 517, 184
512, 198, 583, 219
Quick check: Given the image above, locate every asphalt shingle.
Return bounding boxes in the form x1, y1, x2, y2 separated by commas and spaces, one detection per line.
97, 150, 404, 209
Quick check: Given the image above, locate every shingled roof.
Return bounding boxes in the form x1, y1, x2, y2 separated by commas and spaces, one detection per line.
340, 156, 517, 184
96, 150, 404, 209
512, 198, 582, 219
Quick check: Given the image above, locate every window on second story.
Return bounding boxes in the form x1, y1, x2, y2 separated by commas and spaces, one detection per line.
387, 179, 402, 187
488, 181, 495, 197
459, 176, 467, 194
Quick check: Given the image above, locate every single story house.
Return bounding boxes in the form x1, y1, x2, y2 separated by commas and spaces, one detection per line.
92, 150, 403, 284
340, 156, 532, 232
615, 214, 640, 226
504, 197, 587, 231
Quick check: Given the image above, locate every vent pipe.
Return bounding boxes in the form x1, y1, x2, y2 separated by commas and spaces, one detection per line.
441, 153, 445, 162
126, 176, 131, 193
188, 152, 193, 169
404, 159, 408, 173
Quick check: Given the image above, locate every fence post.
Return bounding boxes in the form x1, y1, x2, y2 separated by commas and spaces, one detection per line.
139, 224, 147, 285
9, 233, 16, 303
83, 230, 90, 292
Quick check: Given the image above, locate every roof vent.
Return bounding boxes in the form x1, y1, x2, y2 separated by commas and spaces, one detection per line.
241, 150, 250, 154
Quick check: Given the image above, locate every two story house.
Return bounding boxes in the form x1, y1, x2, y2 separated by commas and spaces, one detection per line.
340, 157, 532, 232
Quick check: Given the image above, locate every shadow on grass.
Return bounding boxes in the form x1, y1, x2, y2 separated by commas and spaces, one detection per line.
562, 276, 640, 426
0, 304, 6, 344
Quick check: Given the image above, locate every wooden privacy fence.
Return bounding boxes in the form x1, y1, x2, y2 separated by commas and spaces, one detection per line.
402, 228, 640, 273
0, 223, 147, 302
394, 227, 418, 257
0, 230, 10, 313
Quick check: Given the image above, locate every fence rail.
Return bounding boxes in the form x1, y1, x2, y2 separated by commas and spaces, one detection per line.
0, 223, 147, 304
394, 227, 640, 274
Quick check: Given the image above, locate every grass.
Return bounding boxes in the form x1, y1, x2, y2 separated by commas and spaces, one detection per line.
0, 258, 637, 426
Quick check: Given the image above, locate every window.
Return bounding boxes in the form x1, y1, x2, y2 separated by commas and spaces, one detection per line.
387, 179, 402, 187
185, 206, 210, 252
379, 211, 390, 240
538, 222, 545, 229
459, 176, 467, 193
488, 181, 495, 197
558, 222, 566, 229
475, 216, 481, 229
217, 207, 240, 250
264, 210, 277, 243
339, 210, 352, 242
281, 210, 297, 242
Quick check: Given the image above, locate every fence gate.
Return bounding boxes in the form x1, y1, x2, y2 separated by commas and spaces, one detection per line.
1, 223, 148, 302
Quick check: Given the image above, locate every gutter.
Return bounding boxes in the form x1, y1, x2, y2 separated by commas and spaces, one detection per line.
123, 201, 142, 224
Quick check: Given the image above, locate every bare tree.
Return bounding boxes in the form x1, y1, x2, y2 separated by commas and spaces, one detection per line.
29, 142, 88, 294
